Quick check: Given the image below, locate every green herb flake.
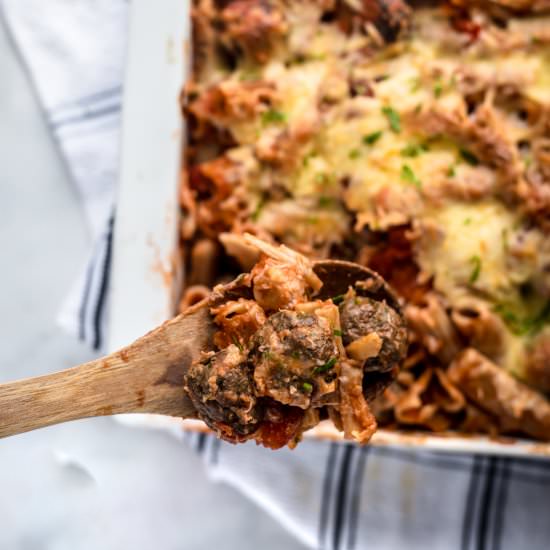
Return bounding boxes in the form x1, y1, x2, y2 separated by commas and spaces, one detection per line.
302, 153, 313, 167
313, 357, 337, 375
409, 77, 421, 92
239, 68, 260, 81
502, 228, 509, 252
332, 294, 345, 305
251, 197, 265, 221
363, 131, 383, 145
231, 336, 243, 352
382, 106, 401, 133
463, 217, 472, 226
261, 108, 287, 125
460, 148, 479, 166
447, 165, 456, 177
333, 329, 342, 337
349, 148, 361, 159
493, 301, 550, 336
318, 196, 335, 208
315, 173, 334, 187
400, 164, 422, 189
302, 382, 313, 393
468, 255, 482, 283
401, 143, 428, 158
434, 83, 443, 98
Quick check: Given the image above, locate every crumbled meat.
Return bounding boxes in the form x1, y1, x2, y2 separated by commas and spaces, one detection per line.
189, 155, 253, 236
211, 298, 267, 349
250, 256, 310, 310
221, 0, 287, 63
337, 0, 412, 42
187, 80, 278, 132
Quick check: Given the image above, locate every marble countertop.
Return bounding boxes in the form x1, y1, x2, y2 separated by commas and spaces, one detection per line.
0, 22, 304, 550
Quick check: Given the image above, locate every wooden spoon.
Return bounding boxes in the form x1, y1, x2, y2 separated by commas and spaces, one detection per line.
0, 260, 401, 439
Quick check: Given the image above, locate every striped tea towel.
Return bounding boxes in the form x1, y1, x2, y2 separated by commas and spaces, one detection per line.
3, 1, 550, 549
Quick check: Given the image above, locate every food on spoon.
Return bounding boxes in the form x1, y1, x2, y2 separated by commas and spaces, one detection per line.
183, 234, 408, 448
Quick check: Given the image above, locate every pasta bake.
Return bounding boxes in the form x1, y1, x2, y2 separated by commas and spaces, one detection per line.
180, 0, 550, 441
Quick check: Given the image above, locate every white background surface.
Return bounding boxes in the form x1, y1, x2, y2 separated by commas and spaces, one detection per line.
0, 21, 304, 550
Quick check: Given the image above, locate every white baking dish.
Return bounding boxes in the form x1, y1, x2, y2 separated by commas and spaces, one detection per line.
109, 0, 550, 458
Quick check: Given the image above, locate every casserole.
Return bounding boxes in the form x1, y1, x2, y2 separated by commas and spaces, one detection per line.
110, 0, 550, 456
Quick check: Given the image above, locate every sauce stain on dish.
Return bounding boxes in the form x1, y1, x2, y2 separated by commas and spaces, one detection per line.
136, 390, 146, 408
148, 231, 175, 290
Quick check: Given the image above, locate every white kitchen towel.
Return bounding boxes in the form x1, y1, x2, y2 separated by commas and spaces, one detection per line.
3, 2, 550, 549
1, 0, 124, 349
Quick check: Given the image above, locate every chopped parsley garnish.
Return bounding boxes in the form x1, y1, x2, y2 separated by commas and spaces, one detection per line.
231, 336, 243, 351
302, 382, 313, 393
382, 106, 401, 133
313, 357, 337, 375
501, 229, 509, 252
251, 197, 265, 221
400, 164, 422, 189
302, 153, 314, 167
363, 131, 383, 145
409, 77, 421, 92
460, 148, 479, 166
239, 67, 260, 81
318, 196, 335, 207
463, 217, 472, 226
349, 148, 361, 159
315, 173, 334, 186
494, 301, 550, 336
261, 108, 286, 125
468, 255, 482, 283
333, 329, 342, 337
332, 294, 345, 304
433, 83, 443, 98
401, 143, 428, 157
447, 165, 456, 177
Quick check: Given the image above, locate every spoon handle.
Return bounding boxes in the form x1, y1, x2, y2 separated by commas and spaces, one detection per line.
0, 309, 209, 438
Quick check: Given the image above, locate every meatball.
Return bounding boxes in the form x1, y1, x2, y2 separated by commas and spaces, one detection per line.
250, 311, 339, 408
339, 294, 408, 373
184, 345, 261, 440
